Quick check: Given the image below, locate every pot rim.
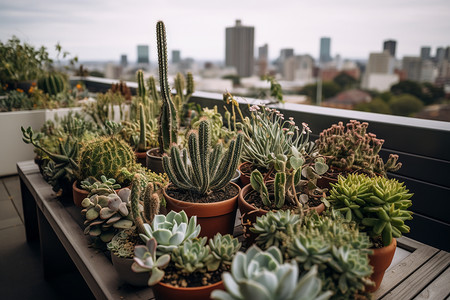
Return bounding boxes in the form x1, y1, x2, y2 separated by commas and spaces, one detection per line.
156, 279, 223, 291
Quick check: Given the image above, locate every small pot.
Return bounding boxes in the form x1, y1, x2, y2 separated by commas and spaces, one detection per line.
367, 238, 397, 292
163, 182, 240, 239
111, 252, 149, 286
238, 162, 252, 186
146, 148, 164, 174
231, 169, 241, 185
135, 151, 147, 166
153, 280, 224, 300
72, 180, 89, 207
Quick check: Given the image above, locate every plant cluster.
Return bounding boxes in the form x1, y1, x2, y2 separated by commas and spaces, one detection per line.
328, 173, 413, 246
316, 120, 402, 177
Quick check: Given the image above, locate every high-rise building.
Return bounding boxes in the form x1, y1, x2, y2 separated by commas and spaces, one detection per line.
225, 20, 255, 77
420, 47, 431, 60
120, 54, 128, 67
257, 44, 268, 76
435, 47, 445, 64
172, 50, 181, 64
319, 37, 331, 64
137, 45, 149, 64
258, 44, 268, 60
383, 40, 397, 57
278, 48, 294, 75
361, 51, 398, 91
402, 56, 422, 82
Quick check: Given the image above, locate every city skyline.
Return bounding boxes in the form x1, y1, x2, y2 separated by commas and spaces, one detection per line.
1, 0, 449, 62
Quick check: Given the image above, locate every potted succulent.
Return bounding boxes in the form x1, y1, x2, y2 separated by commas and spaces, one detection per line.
132, 211, 241, 300
315, 120, 402, 189
250, 209, 374, 298
211, 245, 333, 300
327, 173, 413, 292
162, 119, 243, 238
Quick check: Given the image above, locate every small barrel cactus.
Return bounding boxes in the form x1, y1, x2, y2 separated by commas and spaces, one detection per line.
171, 237, 210, 275
139, 210, 201, 255
163, 120, 243, 195
38, 72, 66, 96
328, 173, 413, 246
78, 136, 136, 185
81, 188, 134, 242
211, 245, 333, 300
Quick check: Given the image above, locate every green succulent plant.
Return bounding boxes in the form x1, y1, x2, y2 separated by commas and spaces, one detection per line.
107, 229, 141, 259
81, 188, 134, 243
132, 237, 171, 286
328, 173, 413, 246
211, 245, 333, 300
174, 71, 194, 126
81, 175, 121, 196
207, 233, 242, 272
163, 119, 243, 195
171, 237, 210, 274
316, 120, 402, 177
139, 210, 201, 255
37, 72, 66, 96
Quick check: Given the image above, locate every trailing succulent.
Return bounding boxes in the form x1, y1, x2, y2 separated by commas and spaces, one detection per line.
328, 173, 413, 247
211, 245, 333, 300
163, 119, 243, 195
316, 120, 402, 177
139, 210, 201, 255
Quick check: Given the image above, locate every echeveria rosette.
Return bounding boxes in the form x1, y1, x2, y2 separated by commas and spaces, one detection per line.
211, 245, 333, 300
132, 238, 170, 286
171, 237, 210, 274
207, 233, 242, 272
139, 210, 201, 255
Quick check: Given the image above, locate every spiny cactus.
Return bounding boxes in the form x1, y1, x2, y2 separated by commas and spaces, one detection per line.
132, 238, 171, 286
163, 120, 243, 195
328, 173, 413, 246
137, 104, 147, 152
211, 245, 333, 300
207, 233, 241, 272
157, 21, 178, 154
139, 210, 201, 255
78, 136, 136, 185
81, 189, 134, 243
174, 72, 195, 126
316, 120, 402, 176
38, 72, 65, 96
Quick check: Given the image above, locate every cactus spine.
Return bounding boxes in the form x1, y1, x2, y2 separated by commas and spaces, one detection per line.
157, 21, 177, 154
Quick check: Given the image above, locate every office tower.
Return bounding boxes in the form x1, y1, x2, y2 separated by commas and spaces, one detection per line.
383, 40, 397, 57
172, 50, 181, 64
257, 44, 268, 76
137, 45, 149, 64
278, 48, 294, 75
435, 47, 445, 64
120, 54, 128, 68
420, 47, 431, 60
225, 20, 255, 77
319, 37, 331, 64
361, 51, 397, 90
402, 56, 422, 82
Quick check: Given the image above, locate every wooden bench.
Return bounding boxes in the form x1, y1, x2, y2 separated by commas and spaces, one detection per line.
18, 160, 450, 300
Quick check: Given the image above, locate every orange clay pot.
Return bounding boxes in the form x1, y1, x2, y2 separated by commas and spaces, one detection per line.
153, 280, 224, 300
366, 238, 397, 293
72, 181, 130, 208
163, 182, 240, 239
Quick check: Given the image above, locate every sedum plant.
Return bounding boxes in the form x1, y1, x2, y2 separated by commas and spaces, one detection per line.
163, 119, 243, 195
316, 120, 402, 177
139, 210, 201, 255
211, 245, 333, 300
207, 233, 242, 272
328, 173, 413, 247
132, 238, 171, 286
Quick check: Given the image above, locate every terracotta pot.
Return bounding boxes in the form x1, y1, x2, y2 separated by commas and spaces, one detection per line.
238, 183, 325, 243
146, 148, 164, 174
367, 238, 397, 292
135, 151, 147, 166
163, 182, 240, 239
72, 180, 89, 207
238, 162, 252, 186
111, 252, 149, 286
153, 280, 224, 300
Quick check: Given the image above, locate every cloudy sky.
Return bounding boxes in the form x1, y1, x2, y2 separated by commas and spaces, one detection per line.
1, 0, 449, 63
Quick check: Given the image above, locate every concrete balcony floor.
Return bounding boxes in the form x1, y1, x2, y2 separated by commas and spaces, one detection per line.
0, 175, 94, 299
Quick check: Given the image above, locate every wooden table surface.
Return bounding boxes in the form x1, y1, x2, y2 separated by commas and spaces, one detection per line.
17, 161, 450, 300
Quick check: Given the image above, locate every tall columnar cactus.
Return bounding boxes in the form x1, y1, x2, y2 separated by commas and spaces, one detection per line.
316, 120, 402, 176
78, 136, 136, 185
173, 72, 195, 125
38, 72, 65, 96
137, 69, 148, 104
131, 174, 161, 235
163, 120, 243, 195
157, 21, 178, 154
137, 104, 147, 152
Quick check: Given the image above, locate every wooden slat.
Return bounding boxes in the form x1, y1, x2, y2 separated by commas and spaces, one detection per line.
414, 266, 450, 300
381, 251, 450, 300
374, 237, 439, 299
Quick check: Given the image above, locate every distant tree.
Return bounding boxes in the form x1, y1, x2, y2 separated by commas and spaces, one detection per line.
422, 82, 445, 105
390, 80, 423, 99
389, 94, 424, 116
300, 81, 341, 104
379, 91, 393, 103
355, 98, 391, 114
333, 72, 358, 90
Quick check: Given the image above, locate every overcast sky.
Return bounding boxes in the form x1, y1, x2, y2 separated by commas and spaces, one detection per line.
1, 0, 449, 63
